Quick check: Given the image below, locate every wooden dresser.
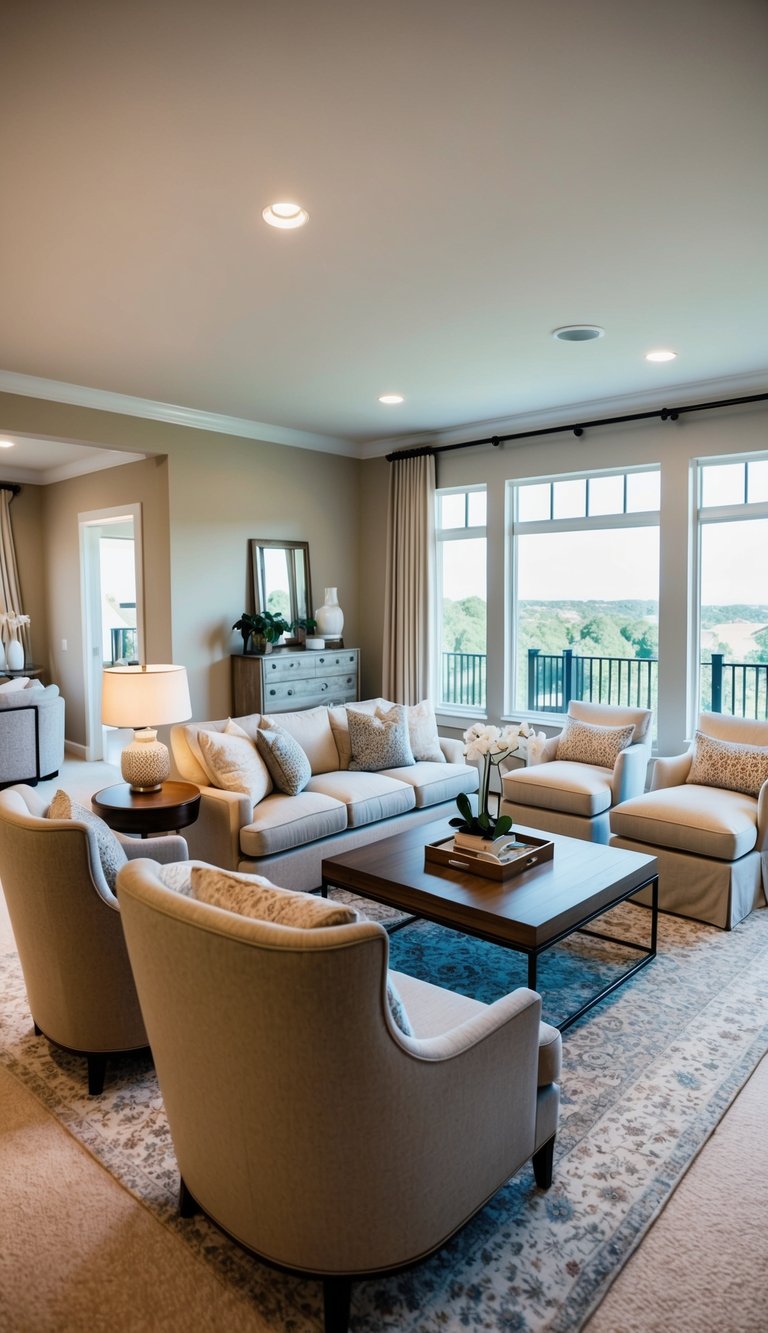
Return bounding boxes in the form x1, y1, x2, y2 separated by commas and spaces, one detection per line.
231, 648, 360, 716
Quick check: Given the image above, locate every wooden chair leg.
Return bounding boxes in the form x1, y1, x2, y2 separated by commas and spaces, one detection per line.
179, 1177, 201, 1218
87, 1053, 107, 1096
323, 1276, 352, 1333
532, 1134, 555, 1189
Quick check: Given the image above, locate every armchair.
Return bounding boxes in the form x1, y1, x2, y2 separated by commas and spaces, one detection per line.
500, 700, 653, 843
117, 857, 562, 1333
610, 711, 768, 929
0, 682, 65, 788
0, 784, 188, 1092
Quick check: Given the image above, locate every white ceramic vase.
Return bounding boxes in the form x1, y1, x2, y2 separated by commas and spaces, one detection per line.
314, 587, 344, 638
6, 637, 24, 671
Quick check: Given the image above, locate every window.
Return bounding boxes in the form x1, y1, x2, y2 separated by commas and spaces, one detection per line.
509, 468, 660, 718
436, 486, 487, 709
696, 455, 768, 719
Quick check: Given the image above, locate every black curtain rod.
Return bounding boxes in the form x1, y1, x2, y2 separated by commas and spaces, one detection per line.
386, 390, 768, 460
0, 483, 21, 496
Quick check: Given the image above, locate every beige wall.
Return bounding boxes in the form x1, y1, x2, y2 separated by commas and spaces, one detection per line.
0, 392, 364, 745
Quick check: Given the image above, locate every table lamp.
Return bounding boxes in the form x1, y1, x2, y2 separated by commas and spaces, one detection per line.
101, 664, 192, 792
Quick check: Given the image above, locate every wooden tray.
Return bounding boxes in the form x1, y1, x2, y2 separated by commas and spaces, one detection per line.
425, 832, 554, 882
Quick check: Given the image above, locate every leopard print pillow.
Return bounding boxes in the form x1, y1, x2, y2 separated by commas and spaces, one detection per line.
687, 731, 768, 798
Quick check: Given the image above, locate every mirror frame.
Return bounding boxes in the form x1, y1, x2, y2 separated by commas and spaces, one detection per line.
249, 539, 312, 639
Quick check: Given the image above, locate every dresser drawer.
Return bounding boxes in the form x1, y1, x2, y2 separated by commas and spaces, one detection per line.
262, 656, 316, 682
262, 678, 321, 706
316, 651, 358, 676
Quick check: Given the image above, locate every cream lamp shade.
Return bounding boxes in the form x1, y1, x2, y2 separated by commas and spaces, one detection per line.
102, 664, 192, 792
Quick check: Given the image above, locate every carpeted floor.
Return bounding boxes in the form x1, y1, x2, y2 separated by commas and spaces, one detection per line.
2, 850, 768, 1331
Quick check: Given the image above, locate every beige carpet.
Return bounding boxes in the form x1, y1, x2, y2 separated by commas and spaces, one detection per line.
2, 760, 768, 1329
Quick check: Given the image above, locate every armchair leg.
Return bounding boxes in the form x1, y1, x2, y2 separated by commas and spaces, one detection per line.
323, 1277, 352, 1333
179, 1177, 201, 1218
87, 1053, 107, 1096
532, 1135, 556, 1189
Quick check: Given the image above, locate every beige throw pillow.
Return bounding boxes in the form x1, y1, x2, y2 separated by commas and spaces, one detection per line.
556, 716, 634, 768
47, 790, 127, 891
197, 728, 273, 806
687, 730, 768, 798
403, 699, 445, 763
189, 866, 360, 926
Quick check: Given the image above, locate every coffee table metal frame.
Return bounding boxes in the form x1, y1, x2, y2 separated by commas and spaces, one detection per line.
321, 819, 658, 1032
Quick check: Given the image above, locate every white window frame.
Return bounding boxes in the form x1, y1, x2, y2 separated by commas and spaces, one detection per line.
435, 484, 487, 717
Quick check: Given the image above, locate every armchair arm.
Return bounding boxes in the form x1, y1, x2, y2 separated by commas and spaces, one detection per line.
611, 743, 651, 804
120, 833, 188, 864
651, 750, 693, 790
757, 781, 768, 852
180, 785, 252, 869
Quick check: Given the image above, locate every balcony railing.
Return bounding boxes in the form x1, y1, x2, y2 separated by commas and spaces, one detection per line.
440, 648, 768, 719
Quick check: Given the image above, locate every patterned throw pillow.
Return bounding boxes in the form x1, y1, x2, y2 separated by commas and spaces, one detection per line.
556, 716, 634, 768
255, 726, 311, 795
687, 731, 768, 798
348, 704, 415, 772
47, 789, 127, 891
386, 975, 414, 1035
197, 727, 273, 805
189, 867, 360, 926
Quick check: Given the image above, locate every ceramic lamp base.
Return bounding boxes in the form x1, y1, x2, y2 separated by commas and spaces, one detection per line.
120, 728, 170, 792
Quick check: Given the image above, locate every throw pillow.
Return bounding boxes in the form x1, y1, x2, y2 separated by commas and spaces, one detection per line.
402, 699, 445, 763
687, 730, 768, 798
386, 975, 414, 1036
197, 728, 273, 806
47, 789, 127, 892
255, 726, 312, 795
189, 866, 360, 926
348, 704, 415, 772
260, 705, 338, 775
556, 716, 634, 768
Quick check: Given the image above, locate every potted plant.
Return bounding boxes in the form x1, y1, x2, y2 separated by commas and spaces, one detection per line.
232, 611, 291, 654
449, 722, 535, 850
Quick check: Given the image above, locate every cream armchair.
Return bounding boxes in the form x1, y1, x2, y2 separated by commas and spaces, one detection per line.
610, 711, 768, 929
0, 784, 188, 1092
117, 858, 562, 1333
500, 700, 653, 843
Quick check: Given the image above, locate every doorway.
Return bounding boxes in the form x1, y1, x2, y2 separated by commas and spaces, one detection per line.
79, 504, 145, 761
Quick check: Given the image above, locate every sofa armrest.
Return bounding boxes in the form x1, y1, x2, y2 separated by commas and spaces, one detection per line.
650, 750, 693, 789
180, 785, 253, 869
611, 743, 651, 803
439, 736, 465, 764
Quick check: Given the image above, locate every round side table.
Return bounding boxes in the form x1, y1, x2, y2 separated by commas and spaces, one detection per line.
91, 780, 201, 838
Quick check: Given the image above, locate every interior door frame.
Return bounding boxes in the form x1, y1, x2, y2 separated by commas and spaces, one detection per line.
78, 503, 145, 762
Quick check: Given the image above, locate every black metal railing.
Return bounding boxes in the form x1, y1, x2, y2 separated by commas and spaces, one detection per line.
439, 648, 768, 719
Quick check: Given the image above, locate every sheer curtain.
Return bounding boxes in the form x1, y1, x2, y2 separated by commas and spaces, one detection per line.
0, 487, 30, 658
382, 449, 436, 704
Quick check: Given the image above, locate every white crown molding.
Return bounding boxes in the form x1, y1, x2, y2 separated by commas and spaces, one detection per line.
358, 369, 768, 458
0, 371, 356, 457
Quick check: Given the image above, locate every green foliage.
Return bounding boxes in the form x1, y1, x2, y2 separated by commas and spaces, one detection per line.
449, 791, 513, 840
442, 596, 486, 653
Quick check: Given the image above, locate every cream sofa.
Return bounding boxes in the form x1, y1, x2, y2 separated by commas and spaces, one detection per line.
171, 700, 479, 891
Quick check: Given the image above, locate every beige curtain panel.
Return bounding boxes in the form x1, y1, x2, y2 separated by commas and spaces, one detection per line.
382, 450, 436, 704
0, 488, 29, 656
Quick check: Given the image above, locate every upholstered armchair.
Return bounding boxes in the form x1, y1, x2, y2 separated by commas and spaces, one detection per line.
610, 711, 768, 929
117, 857, 562, 1333
500, 700, 653, 843
0, 681, 65, 788
0, 784, 188, 1092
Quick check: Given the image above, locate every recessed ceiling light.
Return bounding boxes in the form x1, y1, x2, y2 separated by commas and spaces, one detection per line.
262, 201, 309, 229
552, 325, 605, 342
0, 439, 15, 449
646, 349, 677, 362
378, 393, 404, 405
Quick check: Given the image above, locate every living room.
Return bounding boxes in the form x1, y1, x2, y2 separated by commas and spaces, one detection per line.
2, 2, 768, 1330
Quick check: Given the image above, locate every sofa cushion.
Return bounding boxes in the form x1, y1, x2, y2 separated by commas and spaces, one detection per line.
197, 726, 273, 805
47, 789, 127, 891
686, 730, 768, 798
261, 705, 339, 775
307, 770, 415, 826
381, 761, 478, 809
189, 866, 360, 927
502, 761, 614, 817
348, 705, 414, 771
239, 790, 348, 858
255, 727, 312, 795
556, 716, 634, 767
610, 785, 758, 861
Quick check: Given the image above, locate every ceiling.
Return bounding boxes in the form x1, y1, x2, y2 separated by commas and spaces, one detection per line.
1, 0, 767, 480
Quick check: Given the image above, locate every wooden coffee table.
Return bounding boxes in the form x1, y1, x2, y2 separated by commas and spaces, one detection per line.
321, 816, 658, 1031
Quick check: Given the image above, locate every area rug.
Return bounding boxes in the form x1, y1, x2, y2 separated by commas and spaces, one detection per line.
2, 900, 768, 1332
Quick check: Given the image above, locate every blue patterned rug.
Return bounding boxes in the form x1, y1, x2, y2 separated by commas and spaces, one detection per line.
2, 898, 768, 1331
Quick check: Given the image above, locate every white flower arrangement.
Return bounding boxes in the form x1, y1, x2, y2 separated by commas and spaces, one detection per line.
453, 719, 547, 841
3, 610, 30, 638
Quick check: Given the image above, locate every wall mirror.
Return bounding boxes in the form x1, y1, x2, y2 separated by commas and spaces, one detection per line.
249, 539, 312, 634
